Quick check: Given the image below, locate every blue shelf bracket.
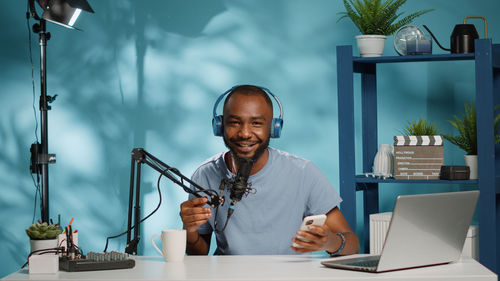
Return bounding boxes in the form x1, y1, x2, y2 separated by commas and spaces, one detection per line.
337, 45, 357, 231
360, 62, 379, 252
475, 38, 499, 273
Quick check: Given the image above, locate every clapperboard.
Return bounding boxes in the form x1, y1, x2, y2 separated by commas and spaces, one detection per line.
393, 136, 444, 180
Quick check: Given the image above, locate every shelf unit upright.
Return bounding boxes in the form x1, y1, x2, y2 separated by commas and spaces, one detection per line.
336, 38, 500, 273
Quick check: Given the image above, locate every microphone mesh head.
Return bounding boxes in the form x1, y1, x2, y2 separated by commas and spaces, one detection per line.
229, 157, 254, 202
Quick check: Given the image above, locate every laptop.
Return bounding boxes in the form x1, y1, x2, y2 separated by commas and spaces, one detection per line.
321, 190, 479, 273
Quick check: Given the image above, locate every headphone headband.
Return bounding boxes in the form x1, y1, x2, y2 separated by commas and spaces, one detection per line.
211, 85, 284, 138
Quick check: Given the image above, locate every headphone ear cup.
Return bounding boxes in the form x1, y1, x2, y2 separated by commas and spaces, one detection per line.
212, 115, 223, 137
270, 118, 283, 138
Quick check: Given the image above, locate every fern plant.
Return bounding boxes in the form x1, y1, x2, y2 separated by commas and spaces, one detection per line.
443, 101, 500, 155
338, 0, 434, 35
400, 118, 440, 136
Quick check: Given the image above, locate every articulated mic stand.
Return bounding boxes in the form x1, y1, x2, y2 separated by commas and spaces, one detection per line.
125, 148, 224, 255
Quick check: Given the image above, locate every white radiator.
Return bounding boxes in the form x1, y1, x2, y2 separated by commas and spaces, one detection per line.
369, 212, 392, 255
369, 212, 479, 260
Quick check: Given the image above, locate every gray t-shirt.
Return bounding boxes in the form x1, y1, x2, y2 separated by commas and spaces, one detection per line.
190, 147, 342, 255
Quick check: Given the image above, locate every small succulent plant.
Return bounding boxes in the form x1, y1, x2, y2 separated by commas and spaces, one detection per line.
26, 222, 62, 240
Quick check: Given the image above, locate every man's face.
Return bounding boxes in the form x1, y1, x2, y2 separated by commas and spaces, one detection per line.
222, 93, 272, 160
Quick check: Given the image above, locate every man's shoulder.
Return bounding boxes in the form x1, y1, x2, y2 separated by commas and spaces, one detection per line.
193, 152, 226, 176
269, 147, 313, 170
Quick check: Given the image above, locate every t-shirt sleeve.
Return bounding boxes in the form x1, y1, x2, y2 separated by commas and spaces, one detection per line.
303, 161, 342, 216
189, 168, 214, 235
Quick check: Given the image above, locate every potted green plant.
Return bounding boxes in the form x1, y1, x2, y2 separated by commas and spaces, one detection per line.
26, 222, 62, 254
400, 117, 440, 136
443, 101, 500, 179
338, 0, 433, 57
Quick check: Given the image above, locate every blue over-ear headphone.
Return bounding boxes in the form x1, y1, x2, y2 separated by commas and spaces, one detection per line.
212, 85, 284, 138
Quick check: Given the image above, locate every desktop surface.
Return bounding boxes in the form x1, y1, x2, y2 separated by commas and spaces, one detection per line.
3, 255, 496, 281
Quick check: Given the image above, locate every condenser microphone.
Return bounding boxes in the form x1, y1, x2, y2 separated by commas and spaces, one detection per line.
215, 156, 255, 233
229, 157, 254, 203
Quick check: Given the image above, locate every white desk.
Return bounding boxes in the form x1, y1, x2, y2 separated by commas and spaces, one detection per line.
3, 255, 497, 281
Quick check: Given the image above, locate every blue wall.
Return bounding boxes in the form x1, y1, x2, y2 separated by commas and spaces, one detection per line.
1, 0, 499, 277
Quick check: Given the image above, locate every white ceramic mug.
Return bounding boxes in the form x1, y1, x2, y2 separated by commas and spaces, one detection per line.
152, 229, 186, 262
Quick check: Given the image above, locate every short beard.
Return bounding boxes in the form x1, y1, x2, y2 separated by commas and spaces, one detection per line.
223, 135, 270, 163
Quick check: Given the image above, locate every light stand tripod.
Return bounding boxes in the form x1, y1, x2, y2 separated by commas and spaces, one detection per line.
27, 0, 94, 223
28, 5, 57, 223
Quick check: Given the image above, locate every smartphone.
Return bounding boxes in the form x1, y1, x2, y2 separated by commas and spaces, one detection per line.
292, 214, 327, 248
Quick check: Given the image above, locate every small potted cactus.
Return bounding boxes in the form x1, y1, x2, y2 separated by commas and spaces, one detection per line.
26, 222, 62, 254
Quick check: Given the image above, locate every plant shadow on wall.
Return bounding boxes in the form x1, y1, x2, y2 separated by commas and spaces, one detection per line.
0, 1, 344, 275
0, 0, 225, 273
45, 0, 227, 253
0, 115, 35, 269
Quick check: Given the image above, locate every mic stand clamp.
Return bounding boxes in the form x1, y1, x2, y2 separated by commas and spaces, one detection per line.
125, 239, 139, 256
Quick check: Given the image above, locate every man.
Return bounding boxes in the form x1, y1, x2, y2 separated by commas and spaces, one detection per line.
179, 85, 359, 255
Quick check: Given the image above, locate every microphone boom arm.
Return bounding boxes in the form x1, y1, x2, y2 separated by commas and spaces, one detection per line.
125, 148, 223, 255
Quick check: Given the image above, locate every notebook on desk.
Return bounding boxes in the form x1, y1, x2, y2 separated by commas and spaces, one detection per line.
321, 190, 479, 273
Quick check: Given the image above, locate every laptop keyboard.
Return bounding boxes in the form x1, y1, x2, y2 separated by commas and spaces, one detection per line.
324, 256, 380, 272
348, 259, 379, 268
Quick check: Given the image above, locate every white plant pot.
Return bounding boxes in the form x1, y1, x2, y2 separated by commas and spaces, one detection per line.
464, 155, 478, 180
356, 35, 387, 57
30, 239, 58, 255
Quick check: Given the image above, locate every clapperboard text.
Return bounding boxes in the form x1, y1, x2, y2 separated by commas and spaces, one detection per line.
394, 136, 444, 180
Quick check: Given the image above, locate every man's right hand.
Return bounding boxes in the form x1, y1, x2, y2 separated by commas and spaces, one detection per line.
180, 197, 212, 233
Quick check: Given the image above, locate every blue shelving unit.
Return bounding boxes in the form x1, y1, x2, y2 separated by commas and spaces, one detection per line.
336, 39, 499, 273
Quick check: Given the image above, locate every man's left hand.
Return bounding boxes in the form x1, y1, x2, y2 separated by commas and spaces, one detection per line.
290, 224, 332, 253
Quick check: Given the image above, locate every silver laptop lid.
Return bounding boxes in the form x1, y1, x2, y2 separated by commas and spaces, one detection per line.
377, 190, 479, 272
